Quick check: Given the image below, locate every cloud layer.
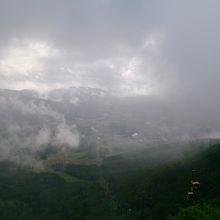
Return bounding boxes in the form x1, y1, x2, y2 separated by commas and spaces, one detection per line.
0, 0, 220, 164
0, 94, 80, 167
1, 0, 218, 97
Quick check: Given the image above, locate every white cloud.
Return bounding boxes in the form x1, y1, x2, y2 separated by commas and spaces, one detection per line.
0, 96, 80, 166
0, 39, 60, 79
0, 32, 175, 98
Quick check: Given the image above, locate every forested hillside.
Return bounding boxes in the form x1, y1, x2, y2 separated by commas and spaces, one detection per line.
0, 143, 220, 219
105, 143, 220, 219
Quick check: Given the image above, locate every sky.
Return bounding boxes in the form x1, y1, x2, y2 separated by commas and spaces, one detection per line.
0, 0, 219, 99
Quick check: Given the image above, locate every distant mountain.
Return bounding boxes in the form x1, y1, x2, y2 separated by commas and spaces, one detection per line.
0, 87, 219, 166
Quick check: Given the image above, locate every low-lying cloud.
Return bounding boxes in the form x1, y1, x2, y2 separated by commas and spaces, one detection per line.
0, 94, 80, 167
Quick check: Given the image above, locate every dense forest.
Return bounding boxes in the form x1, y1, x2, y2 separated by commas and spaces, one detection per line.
0, 143, 220, 219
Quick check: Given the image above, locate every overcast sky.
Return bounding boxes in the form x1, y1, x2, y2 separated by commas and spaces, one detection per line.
0, 0, 219, 99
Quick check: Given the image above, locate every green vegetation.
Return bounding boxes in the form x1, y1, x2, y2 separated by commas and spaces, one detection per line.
168, 204, 220, 220
52, 164, 101, 181
0, 143, 220, 219
0, 162, 116, 220
104, 143, 220, 219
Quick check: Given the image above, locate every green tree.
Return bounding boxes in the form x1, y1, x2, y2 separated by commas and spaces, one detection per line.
168, 204, 220, 220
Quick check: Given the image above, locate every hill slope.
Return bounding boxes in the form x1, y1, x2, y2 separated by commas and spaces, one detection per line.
0, 143, 220, 219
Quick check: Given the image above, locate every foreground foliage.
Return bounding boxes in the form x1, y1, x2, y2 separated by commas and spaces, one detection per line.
104, 143, 220, 219
168, 204, 220, 220
0, 143, 220, 219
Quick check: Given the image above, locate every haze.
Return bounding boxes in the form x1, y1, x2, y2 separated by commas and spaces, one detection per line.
0, 0, 220, 165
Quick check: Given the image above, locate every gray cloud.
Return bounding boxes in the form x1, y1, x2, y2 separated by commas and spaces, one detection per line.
0, 94, 80, 167
0, 0, 216, 99
0, 0, 175, 95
